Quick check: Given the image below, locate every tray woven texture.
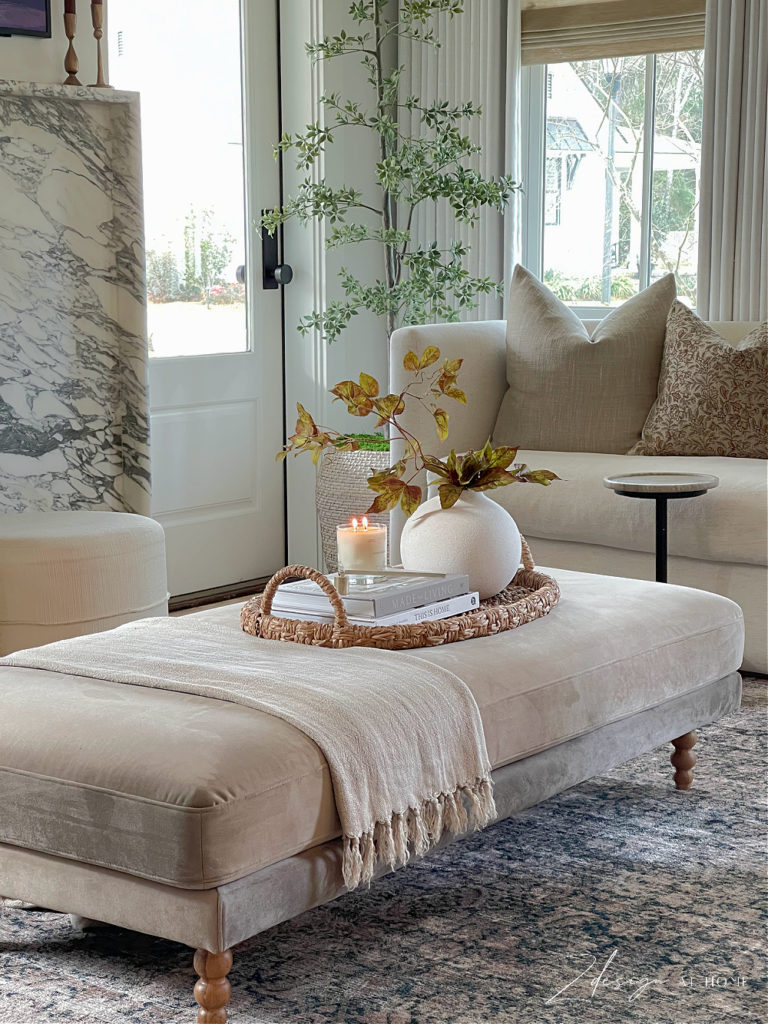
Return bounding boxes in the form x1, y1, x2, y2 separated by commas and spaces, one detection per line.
241, 538, 560, 650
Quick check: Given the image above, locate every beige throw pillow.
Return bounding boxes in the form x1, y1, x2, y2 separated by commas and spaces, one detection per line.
629, 303, 768, 459
493, 266, 676, 453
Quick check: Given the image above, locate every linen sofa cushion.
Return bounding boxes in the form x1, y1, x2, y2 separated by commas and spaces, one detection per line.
489, 451, 768, 567
493, 265, 676, 454
629, 304, 768, 458
0, 573, 743, 889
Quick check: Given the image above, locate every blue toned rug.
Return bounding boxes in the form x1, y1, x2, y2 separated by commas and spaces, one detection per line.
1, 678, 765, 1024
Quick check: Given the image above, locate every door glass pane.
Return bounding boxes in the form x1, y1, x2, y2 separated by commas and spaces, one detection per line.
109, 1, 247, 357
543, 57, 647, 308
650, 50, 704, 307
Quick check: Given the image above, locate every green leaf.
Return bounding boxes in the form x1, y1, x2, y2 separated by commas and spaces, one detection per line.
438, 483, 463, 509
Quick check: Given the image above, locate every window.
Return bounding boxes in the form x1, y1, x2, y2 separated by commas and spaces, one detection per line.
108, 0, 248, 358
523, 50, 704, 312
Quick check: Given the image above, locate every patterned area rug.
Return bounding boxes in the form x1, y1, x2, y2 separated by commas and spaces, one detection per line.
1, 678, 765, 1024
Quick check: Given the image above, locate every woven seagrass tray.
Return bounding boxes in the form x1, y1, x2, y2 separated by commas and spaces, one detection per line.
241, 538, 560, 651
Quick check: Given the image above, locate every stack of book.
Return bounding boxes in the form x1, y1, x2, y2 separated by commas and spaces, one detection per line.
270, 570, 478, 627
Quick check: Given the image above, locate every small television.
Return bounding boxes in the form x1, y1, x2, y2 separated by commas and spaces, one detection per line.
0, 1, 52, 38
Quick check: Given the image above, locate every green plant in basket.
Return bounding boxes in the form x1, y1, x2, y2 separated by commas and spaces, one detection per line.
278, 347, 559, 515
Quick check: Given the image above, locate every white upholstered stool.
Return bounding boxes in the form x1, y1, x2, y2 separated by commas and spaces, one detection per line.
0, 511, 168, 655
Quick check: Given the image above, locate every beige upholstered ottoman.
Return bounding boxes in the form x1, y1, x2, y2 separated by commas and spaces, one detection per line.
0, 569, 744, 1021
0, 511, 168, 655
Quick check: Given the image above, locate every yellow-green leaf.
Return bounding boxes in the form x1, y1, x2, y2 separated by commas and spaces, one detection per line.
400, 484, 422, 517
438, 483, 463, 509
433, 407, 449, 442
419, 345, 441, 369
473, 467, 517, 490
366, 490, 400, 514
295, 402, 317, 437
373, 393, 406, 426
444, 385, 467, 404
403, 350, 420, 372
358, 372, 379, 397
457, 449, 483, 484
520, 469, 560, 485
422, 455, 451, 480
330, 380, 374, 417
487, 445, 519, 470
443, 358, 463, 375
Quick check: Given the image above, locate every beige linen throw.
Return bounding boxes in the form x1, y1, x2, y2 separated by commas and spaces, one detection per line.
2, 618, 495, 889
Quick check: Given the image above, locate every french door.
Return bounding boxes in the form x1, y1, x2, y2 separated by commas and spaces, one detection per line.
109, 1, 285, 596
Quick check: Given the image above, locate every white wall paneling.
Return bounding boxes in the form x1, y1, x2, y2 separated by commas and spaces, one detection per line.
280, 0, 391, 567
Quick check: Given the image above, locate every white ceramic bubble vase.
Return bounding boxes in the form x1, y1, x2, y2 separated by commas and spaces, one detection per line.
399, 490, 522, 600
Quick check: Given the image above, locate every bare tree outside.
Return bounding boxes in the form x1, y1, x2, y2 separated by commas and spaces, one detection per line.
543, 50, 703, 307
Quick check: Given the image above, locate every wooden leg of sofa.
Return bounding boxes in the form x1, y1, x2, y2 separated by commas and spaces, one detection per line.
670, 731, 697, 790
193, 948, 233, 1023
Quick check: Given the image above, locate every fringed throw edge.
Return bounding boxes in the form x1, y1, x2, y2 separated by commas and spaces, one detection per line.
342, 776, 496, 890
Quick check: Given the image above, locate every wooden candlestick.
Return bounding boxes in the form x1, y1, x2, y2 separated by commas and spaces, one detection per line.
89, 2, 110, 89
63, 12, 82, 86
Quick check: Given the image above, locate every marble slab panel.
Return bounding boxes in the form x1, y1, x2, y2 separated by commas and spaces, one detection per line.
0, 80, 150, 514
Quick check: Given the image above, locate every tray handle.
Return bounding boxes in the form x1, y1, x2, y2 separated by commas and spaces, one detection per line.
260, 564, 350, 630
520, 535, 534, 572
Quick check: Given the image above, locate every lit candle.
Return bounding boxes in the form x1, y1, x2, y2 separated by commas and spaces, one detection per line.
336, 516, 387, 571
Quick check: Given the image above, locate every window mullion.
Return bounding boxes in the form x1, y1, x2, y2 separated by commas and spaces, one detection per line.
638, 54, 656, 290
521, 63, 546, 278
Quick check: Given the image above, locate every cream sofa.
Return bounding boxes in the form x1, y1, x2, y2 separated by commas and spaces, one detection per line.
389, 320, 768, 673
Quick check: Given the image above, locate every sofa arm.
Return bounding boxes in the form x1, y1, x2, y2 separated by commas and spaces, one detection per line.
388, 320, 507, 562
389, 320, 508, 456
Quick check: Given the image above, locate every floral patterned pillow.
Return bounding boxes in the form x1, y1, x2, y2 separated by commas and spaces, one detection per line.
629, 302, 767, 459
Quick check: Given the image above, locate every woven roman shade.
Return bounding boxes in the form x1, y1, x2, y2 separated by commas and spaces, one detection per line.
521, 0, 705, 65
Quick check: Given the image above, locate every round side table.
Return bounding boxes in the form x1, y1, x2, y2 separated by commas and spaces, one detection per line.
603, 472, 719, 583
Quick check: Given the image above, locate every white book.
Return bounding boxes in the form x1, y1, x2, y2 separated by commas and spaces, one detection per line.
271, 571, 470, 618
270, 591, 480, 627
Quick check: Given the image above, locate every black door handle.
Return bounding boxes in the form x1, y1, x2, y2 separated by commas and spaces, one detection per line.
273, 264, 293, 285
261, 210, 293, 290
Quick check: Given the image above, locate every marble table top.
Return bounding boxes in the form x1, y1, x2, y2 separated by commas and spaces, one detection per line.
603, 472, 720, 495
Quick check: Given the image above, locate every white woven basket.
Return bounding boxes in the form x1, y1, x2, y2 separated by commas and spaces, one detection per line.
315, 448, 391, 571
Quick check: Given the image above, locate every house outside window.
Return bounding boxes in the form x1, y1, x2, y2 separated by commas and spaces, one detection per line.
522, 50, 704, 313
544, 157, 561, 226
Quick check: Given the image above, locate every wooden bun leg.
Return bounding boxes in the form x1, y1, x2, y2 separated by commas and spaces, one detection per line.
670, 731, 697, 790
193, 949, 233, 1023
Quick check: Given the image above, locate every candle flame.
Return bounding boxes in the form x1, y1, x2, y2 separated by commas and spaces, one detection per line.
362, 516, 369, 530
352, 517, 358, 531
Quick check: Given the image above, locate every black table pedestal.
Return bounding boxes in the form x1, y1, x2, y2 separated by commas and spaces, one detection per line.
613, 489, 708, 584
